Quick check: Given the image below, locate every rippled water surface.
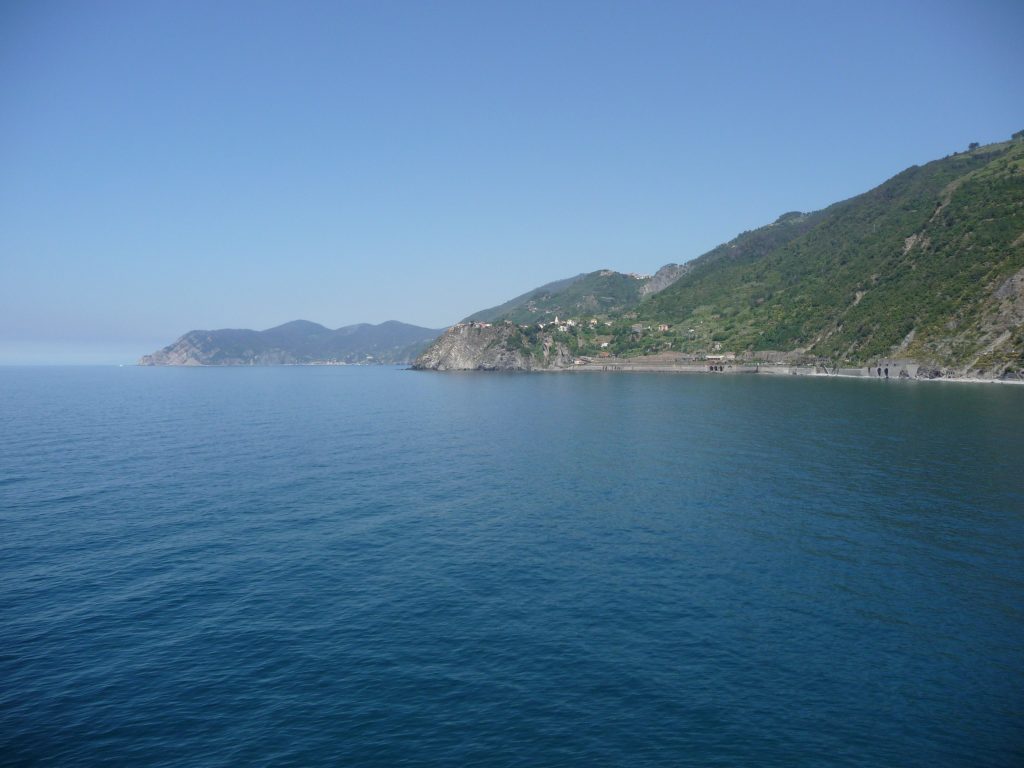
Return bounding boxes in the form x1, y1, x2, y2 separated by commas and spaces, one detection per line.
2, 366, 1023, 766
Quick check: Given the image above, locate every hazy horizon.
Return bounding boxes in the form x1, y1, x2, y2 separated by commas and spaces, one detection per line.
2, 0, 1022, 363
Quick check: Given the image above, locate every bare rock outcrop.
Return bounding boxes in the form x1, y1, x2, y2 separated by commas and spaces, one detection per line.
412, 322, 572, 371
639, 263, 690, 297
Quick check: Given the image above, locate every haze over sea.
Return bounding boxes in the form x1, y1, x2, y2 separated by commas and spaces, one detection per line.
2, 367, 1022, 767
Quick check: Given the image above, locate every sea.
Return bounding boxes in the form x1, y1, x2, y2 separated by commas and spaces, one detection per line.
1, 366, 1022, 767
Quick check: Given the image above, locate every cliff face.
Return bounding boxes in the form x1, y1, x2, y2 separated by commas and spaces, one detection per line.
412, 322, 574, 371
638, 263, 690, 297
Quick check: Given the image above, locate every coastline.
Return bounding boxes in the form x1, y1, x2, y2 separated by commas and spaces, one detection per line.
412, 325, 1024, 383
559, 369, 1024, 385
544, 359, 1024, 385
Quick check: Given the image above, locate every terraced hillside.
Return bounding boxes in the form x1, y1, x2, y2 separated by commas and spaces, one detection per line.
638, 138, 1024, 373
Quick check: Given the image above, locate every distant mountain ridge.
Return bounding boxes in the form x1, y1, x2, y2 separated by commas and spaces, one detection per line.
140, 320, 443, 366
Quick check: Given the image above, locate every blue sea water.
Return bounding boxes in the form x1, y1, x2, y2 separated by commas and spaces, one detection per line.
1, 366, 1023, 767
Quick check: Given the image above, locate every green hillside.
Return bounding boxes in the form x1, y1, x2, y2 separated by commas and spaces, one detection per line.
432, 133, 1024, 376
637, 137, 1024, 372
465, 269, 650, 324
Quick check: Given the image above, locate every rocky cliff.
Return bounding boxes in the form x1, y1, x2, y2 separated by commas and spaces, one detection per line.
638, 263, 690, 297
412, 322, 574, 371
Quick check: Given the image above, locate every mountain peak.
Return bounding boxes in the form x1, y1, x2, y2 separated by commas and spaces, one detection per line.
264, 319, 329, 333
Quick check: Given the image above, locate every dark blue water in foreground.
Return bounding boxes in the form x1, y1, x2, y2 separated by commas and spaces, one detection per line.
2, 367, 1023, 767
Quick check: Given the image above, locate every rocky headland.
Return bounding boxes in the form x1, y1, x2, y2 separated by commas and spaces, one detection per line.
141, 320, 443, 366
411, 322, 573, 371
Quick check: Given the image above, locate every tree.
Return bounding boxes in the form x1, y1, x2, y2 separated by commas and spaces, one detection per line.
968, 142, 980, 150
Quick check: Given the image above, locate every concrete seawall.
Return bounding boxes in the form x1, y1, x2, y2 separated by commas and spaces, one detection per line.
561, 357, 922, 379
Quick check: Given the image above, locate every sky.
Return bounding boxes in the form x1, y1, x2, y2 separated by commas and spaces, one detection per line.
1, 0, 1022, 363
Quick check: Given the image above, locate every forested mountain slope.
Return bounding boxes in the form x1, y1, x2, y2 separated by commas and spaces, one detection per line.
639, 138, 1024, 372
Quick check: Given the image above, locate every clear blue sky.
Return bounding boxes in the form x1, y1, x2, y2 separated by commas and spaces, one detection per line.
1, 0, 1022, 362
